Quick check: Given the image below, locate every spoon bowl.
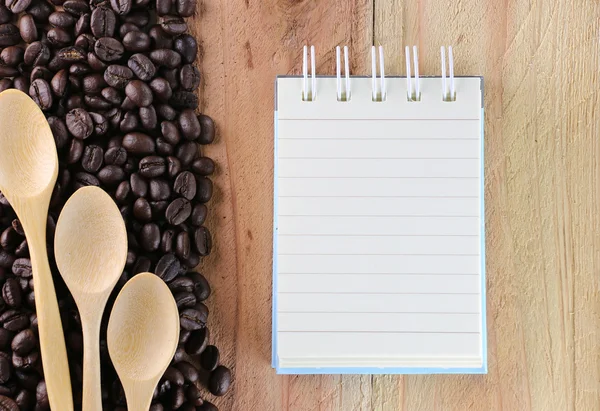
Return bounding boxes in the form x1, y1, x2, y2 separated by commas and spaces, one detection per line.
0, 89, 72, 410
55, 185, 127, 411
108, 273, 180, 411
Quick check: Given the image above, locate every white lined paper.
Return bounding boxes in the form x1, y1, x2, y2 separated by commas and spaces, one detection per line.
274, 76, 484, 372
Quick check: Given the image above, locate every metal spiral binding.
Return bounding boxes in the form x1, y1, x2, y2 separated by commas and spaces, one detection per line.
302, 45, 316, 101
441, 46, 455, 101
406, 46, 420, 101
336, 46, 351, 101
371, 46, 385, 101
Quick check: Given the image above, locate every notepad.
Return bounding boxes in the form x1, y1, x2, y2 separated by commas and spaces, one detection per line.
272, 46, 486, 374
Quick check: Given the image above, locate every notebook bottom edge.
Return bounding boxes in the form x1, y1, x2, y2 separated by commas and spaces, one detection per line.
274, 365, 487, 375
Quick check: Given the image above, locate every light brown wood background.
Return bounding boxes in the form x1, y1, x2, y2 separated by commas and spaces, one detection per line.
191, 0, 600, 409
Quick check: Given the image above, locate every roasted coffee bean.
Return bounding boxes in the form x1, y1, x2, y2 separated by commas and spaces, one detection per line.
0, 24, 20, 47
73, 171, 100, 188
11, 329, 35, 356
0, 329, 12, 351
123, 10, 148, 26
179, 64, 200, 91
174, 34, 197, 64
81, 145, 104, 173
115, 181, 130, 203
28, 0, 53, 22
174, 361, 198, 384
192, 157, 215, 176
12, 350, 39, 370
63, 0, 88, 15
12, 77, 28, 93
66, 93, 84, 110
36, 380, 49, 409
130, 173, 148, 197
104, 64, 133, 89
173, 171, 196, 200
128, 53, 156, 81
57, 46, 86, 63
200, 345, 219, 372
179, 304, 207, 331
140, 105, 157, 130
104, 146, 127, 165
1, 310, 29, 332
0, 4, 9, 25
0, 65, 17, 77
133, 197, 151, 221
159, 15, 187, 36
14, 240, 28, 258
150, 200, 168, 216
132, 255, 151, 274
140, 223, 160, 252
97, 165, 126, 186
0, 78, 10, 92
208, 366, 231, 396
90, 6, 116, 38
47, 27, 72, 47
162, 366, 184, 387
123, 31, 150, 52
31, 66, 53, 82
0, 395, 18, 411
190, 203, 207, 226
110, 0, 130, 15
2, 278, 21, 308
150, 404, 165, 411
101, 86, 122, 105
87, 51, 108, 71
165, 156, 181, 179
12, 259, 32, 278
74, 13, 90, 37
15, 389, 35, 410
120, 110, 139, 132
0, 46, 23, 67
160, 229, 174, 253
189, 272, 210, 301
161, 67, 179, 89
0, 252, 15, 269
29, 79, 53, 111
175, 231, 190, 259
24, 41, 50, 66
6, 0, 31, 14
139, 156, 166, 178
49, 10, 76, 27
50, 70, 68, 98
165, 198, 191, 225
66, 108, 93, 139
149, 179, 170, 200
48, 117, 69, 150
175, 0, 195, 17
156, 0, 170, 16
170, 386, 185, 409
122, 132, 155, 155
176, 141, 198, 167
150, 77, 172, 103
94, 37, 124, 62
68, 138, 84, 164
0, 227, 18, 251
126, 79, 153, 107
198, 114, 216, 144
178, 109, 201, 140
86, 94, 113, 109
105, 107, 123, 128
90, 112, 109, 136
18, 13, 37, 42
121, 96, 136, 111
185, 327, 208, 355
82, 73, 106, 94
170, 90, 198, 110
155, 253, 180, 282
193, 226, 211, 256
149, 49, 182, 69
161, 120, 181, 145
119, 22, 139, 39
156, 103, 177, 120
196, 177, 213, 203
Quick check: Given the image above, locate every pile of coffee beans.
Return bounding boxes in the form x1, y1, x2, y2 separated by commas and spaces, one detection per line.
0, 0, 231, 408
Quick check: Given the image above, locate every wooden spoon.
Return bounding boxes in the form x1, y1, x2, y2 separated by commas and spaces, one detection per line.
107, 273, 180, 411
55, 185, 128, 411
0, 89, 73, 409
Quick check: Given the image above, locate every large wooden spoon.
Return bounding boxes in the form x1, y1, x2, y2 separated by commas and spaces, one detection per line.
55, 185, 127, 411
107, 273, 180, 411
0, 89, 73, 409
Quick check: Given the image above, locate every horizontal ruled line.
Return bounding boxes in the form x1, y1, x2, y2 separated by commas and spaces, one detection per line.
278, 273, 479, 276
278, 176, 479, 179
278, 253, 479, 257
278, 118, 480, 121
278, 195, 478, 199
278, 311, 479, 314
279, 157, 479, 160
278, 292, 478, 295
277, 234, 479, 237
278, 138, 479, 141
277, 331, 480, 334
279, 215, 479, 218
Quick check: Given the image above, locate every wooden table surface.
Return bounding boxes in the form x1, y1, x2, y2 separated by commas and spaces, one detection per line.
192, 1, 600, 409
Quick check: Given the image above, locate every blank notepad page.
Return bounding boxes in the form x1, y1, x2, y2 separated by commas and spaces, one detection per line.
273, 76, 485, 374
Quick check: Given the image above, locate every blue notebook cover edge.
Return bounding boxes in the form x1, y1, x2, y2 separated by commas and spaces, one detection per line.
271, 78, 487, 375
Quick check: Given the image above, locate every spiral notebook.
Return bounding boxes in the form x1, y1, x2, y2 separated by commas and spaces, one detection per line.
272, 46, 486, 374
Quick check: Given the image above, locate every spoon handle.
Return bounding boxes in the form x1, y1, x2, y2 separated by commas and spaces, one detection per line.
81, 313, 103, 411
26, 214, 74, 410
124, 380, 156, 411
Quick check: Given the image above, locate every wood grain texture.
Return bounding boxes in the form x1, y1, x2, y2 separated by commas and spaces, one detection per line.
195, 0, 600, 409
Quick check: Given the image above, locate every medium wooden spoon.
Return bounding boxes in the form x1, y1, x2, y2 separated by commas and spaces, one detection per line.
55, 185, 128, 411
107, 272, 180, 411
0, 89, 73, 409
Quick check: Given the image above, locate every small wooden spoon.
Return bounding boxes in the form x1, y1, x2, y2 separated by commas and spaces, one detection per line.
55, 185, 128, 411
107, 273, 180, 411
0, 89, 73, 410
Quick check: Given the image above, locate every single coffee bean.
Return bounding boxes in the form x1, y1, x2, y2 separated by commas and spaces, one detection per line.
170, 90, 199, 110
175, 231, 190, 259
178, 109, 201, 140
165, 198, 191, 225
174, 361, 198, 383
97, 165, 125, 186
82, 73, 106, 94
192, 157, 215, 176
120, 110, 139, 132
12, 259, 32, 278
0, 251, 15, 269
50, 69, 68, 98
179, 64, 200, 91
90, 6, 116, 37
196, 177, 213, 203
0, 46, 23, 67
140, 223, 160, 251
133, 197, 151, 221
150, 77, 172, 102
139, 156, 166, 178
24, 41, 50, 66
173, 171, 196, 200
57, 46, 86, 63
179, 305, 207, 331
156, 103, 177, 120
132, 256, 151, 274
173, 34, 197, 64
155, 253, 181, 282
199, 115, 215, 144
11, 329, 35, 355
105, 107, 123, 129
149, 179, 170, 201
159, 15, 187, 35
14, 240, 28, 258
29, 79, 53, 111
160, 229, 175, 253
149, 49, 182, 69
121, 96, 136, 111
81, 145, 104, 173
66, 108, 93, 139
139, 105, 157, 130
128, 53, 156, 81
2, 278, 21, 308
200, 345, 219, 372
12, 350, 39, 370
90, 112, 109, 136
0, 395, 18, 411
119, 22, 139, 38
104, 64, 133, 89
193, 226, 211, 256
0, 227, 19, 251
94, 37, 124, 62
161, 121, 181, 145
66, 94, 84, 110
36, 380, 49, 409
0, 78, 11, 92
87, 51, 107, 71
130, 173, 148, 197
31, 66, 53, 82
49, 10, 76, 27
190, 203, 207, 226
162, 366, 184, 387
12, 77, 28, 93
101, 86, 122, 105
104, 146, 127, 166
156, 138, 173, 159
170, 386, 185, 409
0, 3, 9, 24
0, 24, 20, 47
74, 13, 90, 37
67, 138, 84, 164
122, 132, 156, 155
176, 141, 199, 166
189, 272, 210, 300
115, 181, 130, 203
175, 0, 195, 17
166, 156, 181, 178
0, 65, 17, 77
47, 27, 73, 47
156, 0, 170, 15
1, 310, 29, 332
15, 389, 35, 410
123, 31, 150, 52
6, 0, 31, 14
73, 171, 100, 188
27, 0, 53, 22
18, 17, 38, 43
185, 327, 208, 355
168, 276, 193, 294
110, 0, 131, 15
123, 10, 148, 26
150, 200, 169, 216
126, 79, 153, 107
208, 366, 231, 396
